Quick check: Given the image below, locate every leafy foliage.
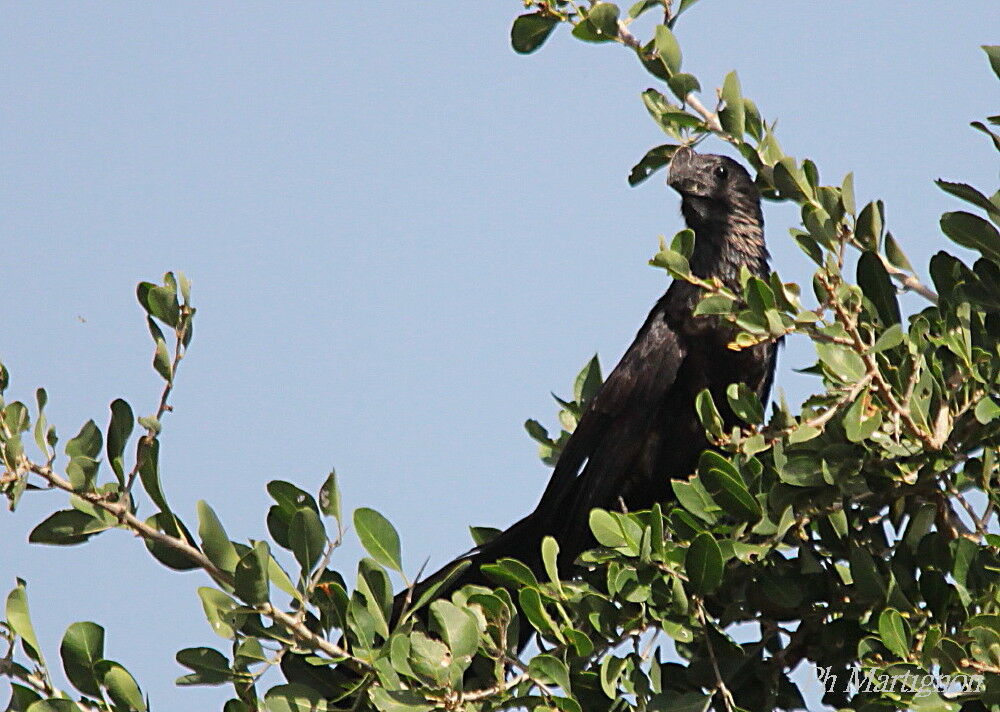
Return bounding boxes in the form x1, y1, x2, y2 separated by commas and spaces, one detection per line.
2, 6, 1000, 712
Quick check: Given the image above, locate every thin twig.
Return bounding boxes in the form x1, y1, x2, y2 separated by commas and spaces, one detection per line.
695, 601, 736, 712
21, 461, 366, 668
459, 672, 531, 703
685, 93, 724, 133
879, 255, 938, 304
818, 272, 939, 450
124, 308, 191, 497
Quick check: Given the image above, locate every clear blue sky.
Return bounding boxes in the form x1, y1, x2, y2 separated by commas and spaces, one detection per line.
3, 2, 997, 708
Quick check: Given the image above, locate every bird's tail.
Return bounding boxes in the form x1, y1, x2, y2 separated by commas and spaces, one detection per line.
391, 507, 548, 621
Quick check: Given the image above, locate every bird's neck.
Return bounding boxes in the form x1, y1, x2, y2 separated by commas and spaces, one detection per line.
684, 199, 768, 288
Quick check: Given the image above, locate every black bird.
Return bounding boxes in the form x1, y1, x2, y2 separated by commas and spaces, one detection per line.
400, 146, 776, 640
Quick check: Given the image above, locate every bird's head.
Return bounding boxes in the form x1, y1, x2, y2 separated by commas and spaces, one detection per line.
667, 146, 758, 224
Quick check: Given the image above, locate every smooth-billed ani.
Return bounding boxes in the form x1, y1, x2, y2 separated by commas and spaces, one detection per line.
336, 148, 776, 673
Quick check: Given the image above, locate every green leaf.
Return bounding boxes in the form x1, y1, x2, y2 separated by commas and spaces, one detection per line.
671, 228, 695, 259
22, 700, 81, 712
654, 24, 681, 74
406, 630, 451, 686
404, 560, 471, 619
519, 587, 564, 641
601, 655, 628, 698
290, 508, 328, 574
318, 470, 342, 525
936, 179, 1000, 221
176, 646, 233, 685
234, 541, 270, 606
267, 480, 319, 515
469, 526, 501, 546
589, 508, 627, 548
101, 662, 146, 711
482, 557, 539, 588
137, 437, 169, 513
700, 467, 762, 523
144, 512, 200, 571
573, 355, 603, 405
667, 73, 701, 103
983, 45, 1000, 81
878, 609, 911, 659
136, 281, 179, 327
106, 399, 133, 485
857, 251, 901, 325
725, 382, 764, 424
6, 581, 44, 665
628, 0, 659, 19
842, 173, 857, 214
694, 293, 735, 316
884, 232, 914, 272
694, 389, 723, 439
815, 342, 866, 383
429, 600, 480, 662
873, 323, 905, 353
7, 683, 42, 710
32, 388, 48, 456
538, 536, 565, 602
648, 692, 712, 712
137, 415, 161, 434
510, 12, 559, 54
975, 397, 1000, 424
941, 211, 1000, 263
849, 546, 887, 603
176, 271, 192, 304
29, 509, 108, 545
971, 120, 1000, 152
685, 532, 723, 594
671, 478, 717, 523
650, 246, 690, 278
719, 71, 744, 137
529, 654, 572, 695
628, 144, 680, 186
65, 420, 102, 491
60, 621, 104, 697
856, 201, 883, 249
353, 507, 402, 572
153, 336, 172, 381
197, 588, 242, 639
843, 391, 882, 442
586, 2, 620, 39
368, 688, 435, 712
351, 560, 391, 644
197, 500, 239, 574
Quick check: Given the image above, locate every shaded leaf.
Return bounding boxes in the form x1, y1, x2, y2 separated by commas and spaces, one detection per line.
29, 509, 108, 546
106, 399, 133, 486
857, 251, 901, 325
176, 646, 233, 686
941, 211, 1000, 263
510, 12, 559, 54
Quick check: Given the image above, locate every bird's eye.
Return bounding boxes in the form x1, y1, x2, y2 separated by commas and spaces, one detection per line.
714, 164, 728, 179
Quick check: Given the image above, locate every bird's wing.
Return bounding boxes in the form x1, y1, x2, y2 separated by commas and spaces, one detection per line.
533, 295, 687, 519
